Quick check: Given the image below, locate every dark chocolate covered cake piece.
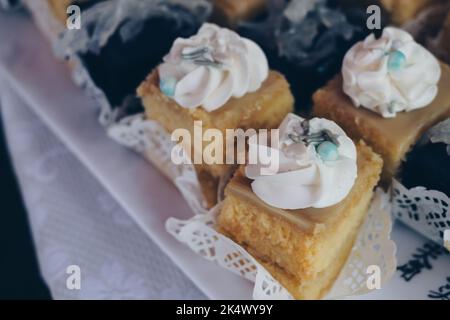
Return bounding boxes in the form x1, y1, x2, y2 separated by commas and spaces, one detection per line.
57, 0, 211, 110
402, 118, 450, 196
238, 0, 378, 111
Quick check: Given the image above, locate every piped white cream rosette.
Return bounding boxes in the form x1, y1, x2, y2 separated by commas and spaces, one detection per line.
342, 27, 441, 118
245, 113, 357, 210
158, 23, 269, 111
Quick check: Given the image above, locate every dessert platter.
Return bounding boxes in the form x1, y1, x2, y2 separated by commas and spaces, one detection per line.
1, 0, 449, 299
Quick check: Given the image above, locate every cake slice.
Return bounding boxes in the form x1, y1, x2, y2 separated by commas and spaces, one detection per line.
380, 0, 441, 25
338, 0, 439, 25
313, 63, 450, 183
212, 0, 266, 28
137, 24, 294, 207
46, 0, 73, 23
217, 114, 383, 299
313, 27, 450, 183
46, 0, 101, 23
445, 230, 450, 251
429, 9, 450, 64
138, 69, 293, 176
403, 2, 450, 65
138, 70, 293, 206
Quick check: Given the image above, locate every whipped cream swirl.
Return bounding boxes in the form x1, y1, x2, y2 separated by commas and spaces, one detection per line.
246, 113, 357, 210
158, 23, 269, 111
342, 27, 441, 118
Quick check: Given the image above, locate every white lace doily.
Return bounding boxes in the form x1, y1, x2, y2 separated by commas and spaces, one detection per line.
392, 179, 450, 248
166, 190, 396, 300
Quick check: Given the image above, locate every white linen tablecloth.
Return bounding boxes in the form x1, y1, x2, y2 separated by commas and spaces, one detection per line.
0, 80, 205, 300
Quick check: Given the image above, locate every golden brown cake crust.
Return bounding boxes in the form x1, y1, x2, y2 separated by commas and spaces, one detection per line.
313, 63, 450, 183
217, 142, 383, 299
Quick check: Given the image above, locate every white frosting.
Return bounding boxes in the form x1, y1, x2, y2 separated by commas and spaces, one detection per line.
342, 27, 441, 118
245, 113, 357, 210
158, 23, 269, 111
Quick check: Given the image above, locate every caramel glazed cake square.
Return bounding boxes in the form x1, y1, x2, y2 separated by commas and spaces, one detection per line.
217, 139, 383, 299
138, 70, 293, 206
137, 24, 294, 207
313, 62, 450, 183
313, 27, 450, 184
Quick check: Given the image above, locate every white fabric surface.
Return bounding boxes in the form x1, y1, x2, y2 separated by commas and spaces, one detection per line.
0, 81, 205, 300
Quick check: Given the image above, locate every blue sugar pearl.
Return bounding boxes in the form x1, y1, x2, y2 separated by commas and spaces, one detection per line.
316, 141, 339, 162
387, 50, 406, 71
160, 78, 177, 97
